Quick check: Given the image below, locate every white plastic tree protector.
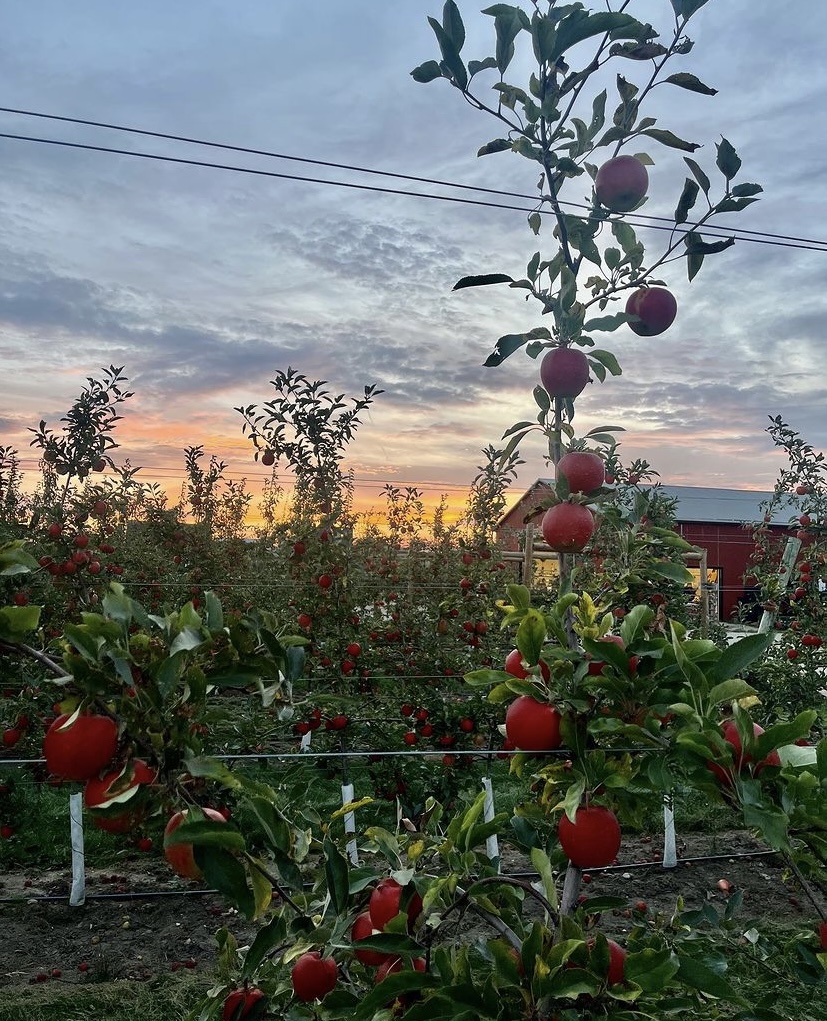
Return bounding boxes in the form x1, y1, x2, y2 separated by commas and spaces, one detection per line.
341, 782, 359, 865
482, 776, 500, 868
662, 793, 677, 868
69, 792, 86, 905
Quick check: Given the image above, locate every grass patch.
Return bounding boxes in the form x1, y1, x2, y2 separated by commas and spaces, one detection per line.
0, 974, 210, 1021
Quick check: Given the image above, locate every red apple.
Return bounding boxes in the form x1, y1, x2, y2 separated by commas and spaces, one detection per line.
708, 720, 781, 784
541, 503, 595, 553
375, 956, 426, 982
505, 696, 562, 752
163, 807, 227, 880
540, 348, 590, 399
625, 287, 677, 337
558, 805, 621, 867
352, 910, 392, 966
43, 713, 119, 782
291, 951, 338, 1002
557, 451, 605, 495
504, 649, 551, 681
369, 878, 423, 931
84, 759, 157, 834
606, 939, 627, 985
222, 987, 267, 1021
595, 155, 648, 212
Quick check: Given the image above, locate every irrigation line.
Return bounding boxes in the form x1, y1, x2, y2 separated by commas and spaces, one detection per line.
0, 746, 668, 769
0, 850, 785, 906
509, 848, 781, 878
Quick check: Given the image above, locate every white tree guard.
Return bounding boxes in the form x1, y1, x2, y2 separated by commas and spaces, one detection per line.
341, 782, 359, 865
69, 792, 86, 906
481, 776, 500, 869
662, 794, 677, 868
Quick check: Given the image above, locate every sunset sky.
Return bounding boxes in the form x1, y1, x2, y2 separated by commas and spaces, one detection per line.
1, 1, 826, 523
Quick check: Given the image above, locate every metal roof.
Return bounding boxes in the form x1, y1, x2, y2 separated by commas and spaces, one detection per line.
648, 485, 795, 526
527, 481, 796, 526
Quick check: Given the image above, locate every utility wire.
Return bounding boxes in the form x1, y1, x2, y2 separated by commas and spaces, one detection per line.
2, 105, 826, 251
1, 128, 826, 254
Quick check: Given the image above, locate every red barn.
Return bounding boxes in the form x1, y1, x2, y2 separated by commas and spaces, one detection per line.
497, 482, 798, 621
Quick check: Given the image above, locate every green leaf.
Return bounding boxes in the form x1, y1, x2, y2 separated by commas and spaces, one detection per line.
454, 273, 514, 290
589, 349, 622, 376
516, 608, 546, 665
619, 604, 655, 644
670, 0, 712, 17
551, 12, 641, 62
716, 137, 742, 180
353, 971, 438, 1020
427, 16, 468, 88
754, 712, 817, 761
507, 584, 531, 611
242, 913, 287, 978
489, 8, 524, 74
484, 333, 530, 367
583, 312, 629, 333
323, 836, 349, 916
170, 626, 207, 656
165, 819, 246, 852
411, 60, 443, 83
649, 561, 693, 584
531, 11, 557, 63
198, 847, 256, 919
533, 385, 551, 413
626, 947, 680, 992
687, 233, 736, 256
560, 777, 586, 824
202, 592, 222, 628
468, 56, 498, 78
442, 0, 465, 50
463, 665, 508, 690
477, 138, 512, 156
714, 196, 759, 214
0, 540, 39, 575
642, 127, 700, 152
730, 182, 763, 197
687, 250, 704, 281
707, 678, 757, 706
611, 220, 639, 255
708, 633, 772, 683
0, 604, 42, 637
529, 847, 559, 911
676, 955, 745, 1004
741, 802, 790, 852
63, 623, 102, 662
674, 177, 700, 225
664, 72, 717, 95
683, 157, 711, 196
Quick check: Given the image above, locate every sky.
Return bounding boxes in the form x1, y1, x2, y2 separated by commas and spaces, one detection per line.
1, 0, 826, 523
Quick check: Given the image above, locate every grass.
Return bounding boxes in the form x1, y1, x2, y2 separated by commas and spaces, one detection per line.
0, 974, 209, 1021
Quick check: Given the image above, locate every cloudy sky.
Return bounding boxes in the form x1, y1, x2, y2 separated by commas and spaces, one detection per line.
1, 0, 826, 520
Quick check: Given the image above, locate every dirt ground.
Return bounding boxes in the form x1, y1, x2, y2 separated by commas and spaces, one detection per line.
0, 831, 821, 990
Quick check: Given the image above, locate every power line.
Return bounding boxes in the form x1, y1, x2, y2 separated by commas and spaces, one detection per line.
1, 128, 826, 254
2, 105, 826, 251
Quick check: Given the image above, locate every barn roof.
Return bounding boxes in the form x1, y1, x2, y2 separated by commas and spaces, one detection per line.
649, 485, 794, 526
502, 481, 797, 528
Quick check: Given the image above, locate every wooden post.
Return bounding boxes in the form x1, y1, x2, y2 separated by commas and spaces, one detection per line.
523, 524, 535, 589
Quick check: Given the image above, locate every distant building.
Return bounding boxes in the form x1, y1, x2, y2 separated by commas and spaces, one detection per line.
497, 482, 798, 621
